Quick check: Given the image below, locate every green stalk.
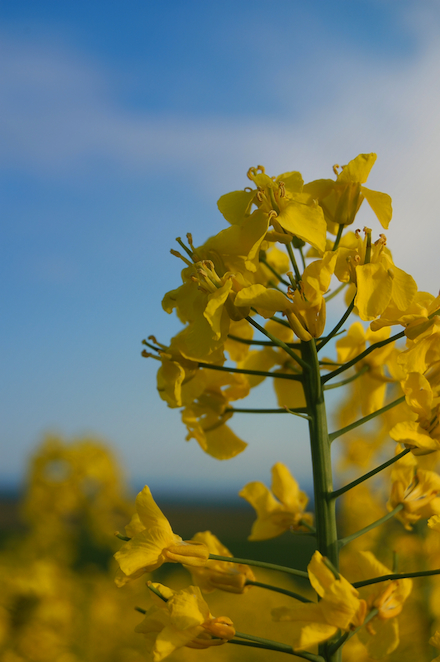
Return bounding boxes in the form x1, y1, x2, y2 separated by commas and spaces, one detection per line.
329, 396, 405, 442
332, 224, 344, 251
247, 316, 310, 371
329, 448, 410, 499
197, 361, 303, 381
323, 365, 369, 391
338, 505, 403, 548
208, 554, 309, 579
245, 580, 313, 602
353, 567, 440, 589
322, 330, 405, 383
301, 339, 340, 662
233, 632, 325, 661
226, 407, 307, 414
316, 298, 355, 352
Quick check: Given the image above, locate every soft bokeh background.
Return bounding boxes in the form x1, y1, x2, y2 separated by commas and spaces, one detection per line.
2, 0, 440, 497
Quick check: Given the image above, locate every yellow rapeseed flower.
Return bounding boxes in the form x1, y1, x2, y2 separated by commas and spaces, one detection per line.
114, 487, 209, 586
135, 583, 235, 661
272, 551, 366, 651
239, 463, 313, 540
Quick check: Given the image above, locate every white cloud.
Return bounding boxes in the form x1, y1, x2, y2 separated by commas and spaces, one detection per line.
1, 5, 440, 292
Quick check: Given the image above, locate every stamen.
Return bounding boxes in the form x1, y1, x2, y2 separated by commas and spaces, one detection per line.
170, 249, 193, 267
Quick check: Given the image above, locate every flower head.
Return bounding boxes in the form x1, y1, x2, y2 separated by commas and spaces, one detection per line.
239, 463, 313, 540
114, 486, 209, 586
135, 583, 235, 661
272, 551, 366, 651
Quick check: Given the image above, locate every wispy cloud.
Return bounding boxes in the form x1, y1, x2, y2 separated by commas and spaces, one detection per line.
1, 5, 440, 290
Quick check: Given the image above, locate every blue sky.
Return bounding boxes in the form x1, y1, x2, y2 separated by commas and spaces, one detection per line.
2, 0, 440, 497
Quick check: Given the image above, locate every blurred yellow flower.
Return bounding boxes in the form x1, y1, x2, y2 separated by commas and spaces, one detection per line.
239, 463, 313, 540
135, 583, 235, 661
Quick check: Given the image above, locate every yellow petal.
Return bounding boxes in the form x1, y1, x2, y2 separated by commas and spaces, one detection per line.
361, 186, 392, 229
355, 262, 393, 320
203, 423, 247, 460
271, 462, 301, 510
114, 526, 178, 576
276, 201, 327, 254
217, 190, 254, 225
337, 153, 377, 184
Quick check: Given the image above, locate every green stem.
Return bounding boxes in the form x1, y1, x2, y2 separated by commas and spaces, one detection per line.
198, 361, 303, 381
332, 224, 344, 251
329, 449, 411, 499
316, 298, 355, 352
338, 505, 403, 548
328, 396, 405, 442
227, 334, 301, 348
301, 340, 338, 567
327, 609, 379, 655
324, 282, 346, 303
245, 580, 313, 602
286, 242, 302, 282
233, 632, 325, 661
322, 330, 405, 384
323, 365, 369, 391
299, 246, 307, 270
300, 339, 340, 662
353, 567, 440, 589
208, 554, 309, 579
260, 257, 291, 287
247, 316, 310, 371
226, 407, 307, 414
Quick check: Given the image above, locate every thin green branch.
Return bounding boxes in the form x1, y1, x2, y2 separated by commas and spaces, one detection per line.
226, 407, 307, 414
208, 554, 309, 579
324, 282, 346, 303
286, 242, 302, 282
327, 609, 379, 655
322, 330, 406, 384
299, 246, 307, 270
198, 361, 303, 381
316, 297, 355, 352
353, 567, 440, 589
329, 396, 405, 442
260, 256, 291, 287
227, 334, 301, 348
233, 632, 325, 661
332, 224, 344, 251
329, 448, 411, 500
247, 316, 310, 371
338, 504, 403, 548
323, 365, 369, 391
245, 580, 313, 603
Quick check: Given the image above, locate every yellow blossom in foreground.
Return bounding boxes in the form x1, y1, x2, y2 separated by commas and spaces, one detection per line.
272, 551, 366, 651
135, 583, 235, 661
114, 486, 209, 586
348, 551, 412, 658
185, 531, 255, 593
334, 229, 417, 322
387, 449, 440, 529
239, 463, 313, 540
304, 153, 392, 231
